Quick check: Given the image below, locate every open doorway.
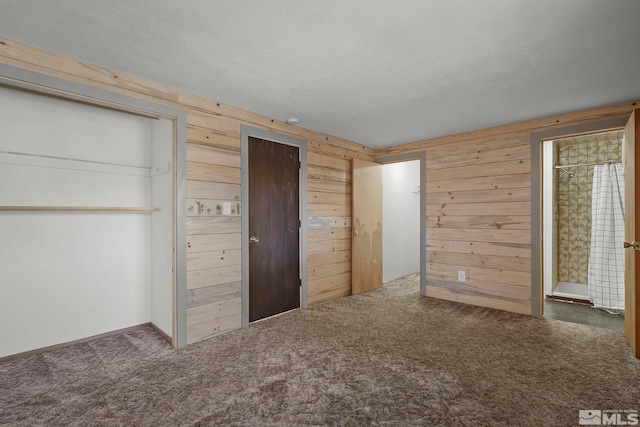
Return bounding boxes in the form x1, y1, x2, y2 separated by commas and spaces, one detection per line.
541, 129, 625, 332
375, 153, 427, 296
382, 160, 421, 283
349, 153, 426, 296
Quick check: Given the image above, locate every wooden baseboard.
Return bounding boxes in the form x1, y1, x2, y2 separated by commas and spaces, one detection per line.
0, 323, 154, 363
150, 322, 173, 345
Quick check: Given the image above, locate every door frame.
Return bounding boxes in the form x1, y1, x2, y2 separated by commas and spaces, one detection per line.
0, 63, 188, 348
240, 126, 308, 328
376, 152, 427, 296
530, 117, 628, 317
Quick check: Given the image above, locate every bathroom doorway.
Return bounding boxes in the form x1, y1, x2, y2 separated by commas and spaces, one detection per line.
542, 129, 625, 332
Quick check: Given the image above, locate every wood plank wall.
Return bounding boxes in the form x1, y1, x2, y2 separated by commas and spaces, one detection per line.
0, 38, 374, 345
424, 131, 532, 314
377, 103, 639, 315
185, 130, 242, 343
2, 37, 639, 334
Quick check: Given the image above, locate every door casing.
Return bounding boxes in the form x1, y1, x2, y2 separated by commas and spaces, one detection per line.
240, 126, 308, 328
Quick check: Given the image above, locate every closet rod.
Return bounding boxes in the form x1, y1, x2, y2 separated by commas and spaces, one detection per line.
0, 206, 160, 212
553, 160, 621, 169
0, 150, 151, 170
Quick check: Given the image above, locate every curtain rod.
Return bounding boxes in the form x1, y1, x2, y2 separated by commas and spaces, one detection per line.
554, 160, 621, 169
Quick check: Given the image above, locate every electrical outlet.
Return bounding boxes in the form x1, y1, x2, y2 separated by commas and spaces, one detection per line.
458, 270, 466, 282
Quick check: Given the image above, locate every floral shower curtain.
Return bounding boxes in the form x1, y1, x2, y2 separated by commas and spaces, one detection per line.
588, 162, 625, 310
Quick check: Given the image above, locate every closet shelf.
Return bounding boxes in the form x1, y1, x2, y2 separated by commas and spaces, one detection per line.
0, 206, 160, 212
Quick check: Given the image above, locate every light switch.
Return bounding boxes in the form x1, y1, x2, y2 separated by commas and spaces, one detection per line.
223, 202, 231, 215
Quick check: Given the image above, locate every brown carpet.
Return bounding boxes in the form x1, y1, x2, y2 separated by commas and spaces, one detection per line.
1, 274, 639, 426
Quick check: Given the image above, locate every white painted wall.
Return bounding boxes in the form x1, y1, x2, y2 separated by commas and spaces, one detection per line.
150, 119, 174, 337
382, 160, 421, 282
0, 86, 172, 357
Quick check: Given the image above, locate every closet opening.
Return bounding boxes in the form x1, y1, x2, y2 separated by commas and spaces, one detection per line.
0, 64, 187, 359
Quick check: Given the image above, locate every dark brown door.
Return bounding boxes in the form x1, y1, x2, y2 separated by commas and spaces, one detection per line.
248, 136, 300, 322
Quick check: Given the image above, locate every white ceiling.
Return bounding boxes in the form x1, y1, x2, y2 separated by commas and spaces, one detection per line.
1, 1, 639, 148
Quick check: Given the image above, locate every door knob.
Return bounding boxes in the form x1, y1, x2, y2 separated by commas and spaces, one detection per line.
623, 241, 640, 250
353, 230, 359, 237
249, 236, 259, 244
